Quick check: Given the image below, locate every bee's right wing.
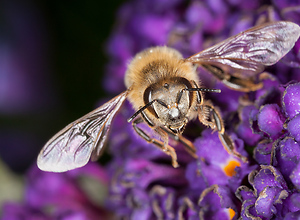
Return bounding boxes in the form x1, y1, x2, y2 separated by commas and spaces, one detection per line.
185, 21, 300, 79
37, 90, 128, 172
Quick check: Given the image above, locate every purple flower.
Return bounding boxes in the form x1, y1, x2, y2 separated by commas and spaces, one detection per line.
2, 202, 50, 220
257, 104, 285, 140
106, 158, 187, 219
287, 114, 300, 142
272, 137, 300, 181
236, 165, 300, 219
2, 163, 110, 220
186, 130, 252, 191
283, 83, 300, 119
236, 105, 262, 146
253, 140, 273, 165
235, 81, 300, 218
198, 185, 238, 220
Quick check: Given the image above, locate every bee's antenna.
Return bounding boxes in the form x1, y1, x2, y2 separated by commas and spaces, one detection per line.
186, 88, 221, 93
127, 101, 153, 123
127, 99, 168, 123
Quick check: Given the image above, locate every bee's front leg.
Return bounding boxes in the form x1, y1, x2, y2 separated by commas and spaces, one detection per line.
131, 116, 179, 168
160, 126, 197, 159
198, 103, 248, 163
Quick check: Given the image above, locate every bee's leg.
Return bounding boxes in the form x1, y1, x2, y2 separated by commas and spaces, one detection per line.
202, 64, 263, 92
132, 117, 179, 168
199, 103, 248, 162
174, 135, 198, 159
160, 127, 197, 158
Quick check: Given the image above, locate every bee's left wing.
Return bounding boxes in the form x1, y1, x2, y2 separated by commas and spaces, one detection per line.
37, 90, 128, 172
185, 21, 300, 80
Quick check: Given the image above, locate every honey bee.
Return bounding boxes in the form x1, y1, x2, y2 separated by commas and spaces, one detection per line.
38, 21, 300, 172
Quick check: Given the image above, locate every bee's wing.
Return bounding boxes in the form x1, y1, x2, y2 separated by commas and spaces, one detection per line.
37, 90, 128, 172
185, 21, 300, 78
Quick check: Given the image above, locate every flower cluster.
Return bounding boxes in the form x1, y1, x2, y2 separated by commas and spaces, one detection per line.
102, 0, 300, 219
235, 82, 300, 219
2, 0, 300, 219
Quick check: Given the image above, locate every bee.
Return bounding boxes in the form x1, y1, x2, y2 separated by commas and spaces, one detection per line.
38, 21, 300, 172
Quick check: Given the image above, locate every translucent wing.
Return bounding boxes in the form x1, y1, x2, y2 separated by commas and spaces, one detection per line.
37, 90, 128, 172
185, 21, 300, 78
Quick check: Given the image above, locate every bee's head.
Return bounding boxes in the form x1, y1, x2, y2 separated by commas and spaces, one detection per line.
144, 77, 195, 134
